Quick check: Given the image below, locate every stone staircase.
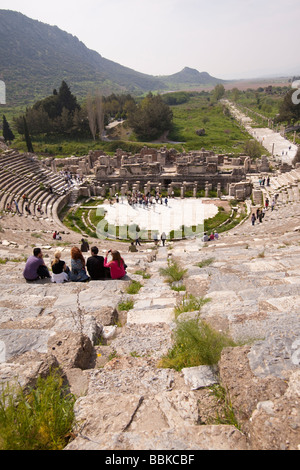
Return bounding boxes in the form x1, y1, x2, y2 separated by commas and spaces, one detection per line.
0, 172, 300, 449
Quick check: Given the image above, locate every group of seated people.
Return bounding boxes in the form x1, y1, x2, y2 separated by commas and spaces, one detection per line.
201, 231, 219, 242
23, 246, 127, 283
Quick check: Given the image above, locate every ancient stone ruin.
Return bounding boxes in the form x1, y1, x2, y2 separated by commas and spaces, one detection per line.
46, 146, 263, 201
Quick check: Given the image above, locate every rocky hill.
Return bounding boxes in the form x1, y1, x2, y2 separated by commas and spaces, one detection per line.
0, 10, 225, 105
160, 67, 226, 88
0, 166, 299, 450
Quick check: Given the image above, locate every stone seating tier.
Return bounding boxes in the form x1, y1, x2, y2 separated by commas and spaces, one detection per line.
0, 182, 300, 449
0, 151, 70, 218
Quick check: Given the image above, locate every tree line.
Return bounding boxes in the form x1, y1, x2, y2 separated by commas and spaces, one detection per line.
4, 81, 298, 150
10, 82, 173, 144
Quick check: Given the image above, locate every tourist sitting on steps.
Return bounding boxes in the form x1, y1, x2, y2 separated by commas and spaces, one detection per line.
81, 238, 89, 252
104, 250, 127, 279
69, 247, 90, 282
51, 251, 70, 283
37, 204, 44, 215
86, 246, 111, 280
128, 242, 138, 252
23, 248, 51, 281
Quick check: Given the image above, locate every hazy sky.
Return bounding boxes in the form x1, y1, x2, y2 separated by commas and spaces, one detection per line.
1, 0, 299, 79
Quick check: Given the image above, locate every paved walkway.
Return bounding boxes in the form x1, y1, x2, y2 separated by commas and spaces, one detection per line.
223, 100, 298, 164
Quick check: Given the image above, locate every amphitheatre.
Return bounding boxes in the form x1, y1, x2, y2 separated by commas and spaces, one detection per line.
0, 104, 299, 451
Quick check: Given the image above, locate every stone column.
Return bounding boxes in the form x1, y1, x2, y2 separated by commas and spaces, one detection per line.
205, 182, 209, 197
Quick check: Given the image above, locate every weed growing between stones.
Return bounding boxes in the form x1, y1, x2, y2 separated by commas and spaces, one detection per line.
195, 258, 215, 268
0, 370, 76, 450
118, 299, 134, 311
174, 294, 211, 317
159, 259, 187, 283
208, 384, 241, 430
158, 317, 236, 371
126, 280, 143, 295
134, 270, 151, 279
171, 284, 186, 292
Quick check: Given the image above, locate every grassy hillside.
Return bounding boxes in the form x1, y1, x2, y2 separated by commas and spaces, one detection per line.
168, 93, 255, 153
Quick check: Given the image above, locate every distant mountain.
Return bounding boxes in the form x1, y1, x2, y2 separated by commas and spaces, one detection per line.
0, 10, 226, 106
159, 67, 226, 87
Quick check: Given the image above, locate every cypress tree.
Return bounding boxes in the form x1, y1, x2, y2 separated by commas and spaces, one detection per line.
23, 116, 34, 153
2, 115, 15, 142
57, 81, 79, 114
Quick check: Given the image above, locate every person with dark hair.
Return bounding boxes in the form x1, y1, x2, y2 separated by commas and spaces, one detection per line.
80, 238, 89, 252
23, 248, 50, 281
104, 250, 126, 279
69, 247, 90, 282
87, 246, 111, 280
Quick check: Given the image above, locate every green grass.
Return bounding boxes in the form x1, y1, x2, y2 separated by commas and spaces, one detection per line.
203, 204, 247, 234
0, 370, 76, 450
158, 318, 237, 371
204, 207, 231, 233
168, 94, 254, 154
227, 86, 289, 121
63, 206, 101, 238
12, 134, 169, 158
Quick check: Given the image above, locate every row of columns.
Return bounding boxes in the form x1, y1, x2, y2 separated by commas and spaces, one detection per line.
87, 180, 223, 199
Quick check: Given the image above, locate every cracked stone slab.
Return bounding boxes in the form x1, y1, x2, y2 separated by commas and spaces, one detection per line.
248, 314, 300, 379
0, 329, 56, 363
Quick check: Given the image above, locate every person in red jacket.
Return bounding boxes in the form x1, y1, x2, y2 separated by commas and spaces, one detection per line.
104, 250, 126, 279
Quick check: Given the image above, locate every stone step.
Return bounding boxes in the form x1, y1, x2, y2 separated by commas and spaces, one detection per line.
127, 307, 175, 325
